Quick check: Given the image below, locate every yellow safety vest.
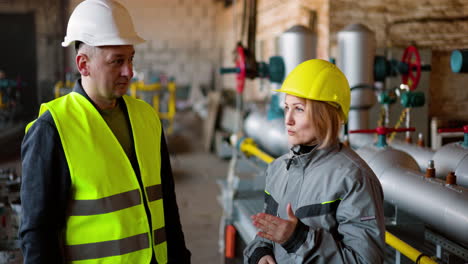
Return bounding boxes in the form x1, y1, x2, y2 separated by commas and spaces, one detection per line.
26, 92, 168, 263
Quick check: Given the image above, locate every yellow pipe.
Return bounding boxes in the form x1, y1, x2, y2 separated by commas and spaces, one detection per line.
165, 81, 177, 134
153, 94, 160, 115
167, 80, 176, 118
238, 138, 438, 264
386, 232, 438, 264
55, 81, 63, 98
239, 138, 274, 164
137, 82, 160, 91
130, 83, 137, 98
0, 92, 5, 109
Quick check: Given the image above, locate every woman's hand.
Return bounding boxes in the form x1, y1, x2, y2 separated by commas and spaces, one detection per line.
258, 255, 276, 264
251, 203, 298, 244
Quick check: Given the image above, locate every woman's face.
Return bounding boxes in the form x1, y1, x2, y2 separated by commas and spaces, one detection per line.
284, 94, 317, 146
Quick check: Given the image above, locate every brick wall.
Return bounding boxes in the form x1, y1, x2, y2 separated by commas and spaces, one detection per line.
329, 0, 468, 51
430, 50, 468, 121
329, 0, 468, 121
216, 0, 468, 121
3, 0, 466, 121
216, 0, 329, 101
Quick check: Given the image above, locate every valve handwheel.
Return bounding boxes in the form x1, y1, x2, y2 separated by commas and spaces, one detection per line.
401, 46, 421, 91
235, 44, 247, 94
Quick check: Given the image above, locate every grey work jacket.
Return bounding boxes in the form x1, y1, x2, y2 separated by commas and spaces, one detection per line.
244, 143, 385, 264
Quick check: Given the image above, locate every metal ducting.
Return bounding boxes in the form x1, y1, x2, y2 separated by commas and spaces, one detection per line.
337, 24, 376, 130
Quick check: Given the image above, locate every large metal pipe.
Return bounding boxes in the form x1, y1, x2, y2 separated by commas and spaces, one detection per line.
337, 24, 376, 130
433, 142, 468, 187
356, 145, 468, 246
244, 111, 289, 157
388, 141, 435, 171
349, 133, 468, 187
349, 134, 435, 171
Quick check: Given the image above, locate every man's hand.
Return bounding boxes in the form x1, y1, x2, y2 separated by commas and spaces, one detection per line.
258, 255, 276, 264
251, 203, 298, 244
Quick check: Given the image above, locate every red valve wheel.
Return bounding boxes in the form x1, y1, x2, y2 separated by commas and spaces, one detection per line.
401, 46, 421, 91
235, 45, 247, 94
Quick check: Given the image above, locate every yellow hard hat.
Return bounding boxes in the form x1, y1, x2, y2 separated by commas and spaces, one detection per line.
274, 59, 350, 121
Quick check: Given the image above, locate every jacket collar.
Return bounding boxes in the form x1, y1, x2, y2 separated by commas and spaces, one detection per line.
72, 79, 125, 110
285, 143, 341, 170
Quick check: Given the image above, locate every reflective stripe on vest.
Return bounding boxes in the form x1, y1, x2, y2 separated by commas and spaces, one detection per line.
28, 92, 168, 263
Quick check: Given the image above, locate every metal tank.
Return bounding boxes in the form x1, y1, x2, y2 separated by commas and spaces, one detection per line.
337, 24, 376, 130
351, 133, 468, 188
277, 25, 316, 75
356, 145, 468, 246
433, 143, 468, 187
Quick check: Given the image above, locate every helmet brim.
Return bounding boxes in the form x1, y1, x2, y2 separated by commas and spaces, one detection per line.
62, 35, 146, 47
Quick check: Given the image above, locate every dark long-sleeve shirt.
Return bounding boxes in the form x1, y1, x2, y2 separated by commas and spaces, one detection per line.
20, 81, 191, 263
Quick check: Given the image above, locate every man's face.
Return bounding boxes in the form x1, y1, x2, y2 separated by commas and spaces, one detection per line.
87, 45, 135, 101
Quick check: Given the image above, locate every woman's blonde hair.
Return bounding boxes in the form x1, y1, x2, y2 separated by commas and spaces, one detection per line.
305, 99, 343, 149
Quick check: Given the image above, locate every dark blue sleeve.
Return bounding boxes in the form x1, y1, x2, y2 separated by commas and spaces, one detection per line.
160, 129, 191, 263
19, 112, 70, 264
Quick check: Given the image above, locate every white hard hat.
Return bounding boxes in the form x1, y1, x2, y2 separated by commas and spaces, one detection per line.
62, 0, 145, 47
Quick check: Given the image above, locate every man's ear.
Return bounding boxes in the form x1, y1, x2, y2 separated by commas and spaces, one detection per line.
76, 53, 90, 76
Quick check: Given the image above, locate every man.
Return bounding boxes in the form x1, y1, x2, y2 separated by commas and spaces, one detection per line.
19, 0, 191, 263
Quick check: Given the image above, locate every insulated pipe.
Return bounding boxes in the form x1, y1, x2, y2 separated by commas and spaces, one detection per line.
385, 139, 435, 171
357, 145, 468, 246
244, 111, 289, 157
432, 142, 468, 188
351, 133, 468, 188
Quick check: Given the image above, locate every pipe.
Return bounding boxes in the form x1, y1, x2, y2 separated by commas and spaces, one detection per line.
357, 145, 468, 246
386, 232, 438, 264
237, 140, 444, 261
348, 133, 435, 171
432, 142, 468, 187
238, 138, 274, 164
244, 111, 289, 157
349, 133, 468, 189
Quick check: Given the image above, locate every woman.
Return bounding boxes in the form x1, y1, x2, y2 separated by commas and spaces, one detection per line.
243, 59, 385, 264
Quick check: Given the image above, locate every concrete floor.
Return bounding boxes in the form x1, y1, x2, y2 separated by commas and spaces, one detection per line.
0, 110, 230, 263
167, 111, 229, 263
